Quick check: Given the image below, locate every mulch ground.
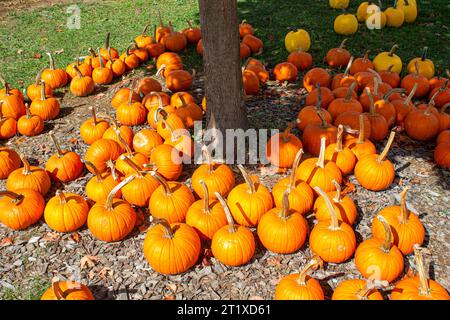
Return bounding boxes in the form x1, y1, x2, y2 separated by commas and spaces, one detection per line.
0, 67, 448, 300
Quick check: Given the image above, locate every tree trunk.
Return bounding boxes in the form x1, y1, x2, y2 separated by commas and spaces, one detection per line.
199, 0, 247, 134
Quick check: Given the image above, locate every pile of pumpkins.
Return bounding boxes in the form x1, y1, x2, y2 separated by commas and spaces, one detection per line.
0, 13, 200, 141
332, 0, 418, 36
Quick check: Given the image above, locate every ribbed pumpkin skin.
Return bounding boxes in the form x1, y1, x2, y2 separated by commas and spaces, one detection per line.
354, 239, 404, 283
115, 153, 148, 177
132, 129, 163, 157
45, 151, 83, 183
272, 178, 314, 215
296, 158, 342, 194
372, 209, 425, 255
191, 164, 235, 200
79, 118, 110, 145
226, 183, 273, 227
44, 193, 89, 233
257, 208, 308, 254
434, 142, 450, 168
150, 144, 183, 181
85, 173, 121, 203
84, 139, 122, 174
0, 148, 21, 179
121, 174, 160, 207
266, 132, 303, 168
324, 143, 357, 175
211, 225, 255, 266
40, 281, 94, 300
391, 276, 450, 300
88, 199, 136, 242
332, 279, 383, 300
344, 138, 376, 160
313, 191, 357, 225
354, 154, 395, 191
102, 125, 134, 152
7, 166, 51, 196
274, 275, 324, 300
149, 182, 195, 223
143, 223, 201, 275
0, 189, 45, 230
309, 221, 356, 263
186, 200, 227, 240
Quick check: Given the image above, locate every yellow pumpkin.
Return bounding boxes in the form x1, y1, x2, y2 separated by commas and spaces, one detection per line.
329, 0, 349, 9
385, 6, 405, 28
334, 13, 359, 36
285, 29, 311, 53
357, 2, 374, 22
397, 0, 418, 23
373, 45, 403, 74
406, 47, 435, 80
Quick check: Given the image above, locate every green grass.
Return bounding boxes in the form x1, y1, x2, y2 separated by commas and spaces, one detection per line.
0, 0, 448, 88
0, 275, 49, 300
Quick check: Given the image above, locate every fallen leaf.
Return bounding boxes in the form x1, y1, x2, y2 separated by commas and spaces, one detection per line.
42, 232, 61, 242
0, 237, 14, 247
166, 283, 177, 292
341, 181, 356, 195
267, 256, 282, 267
98, 267, 113, 280
68, 138, 78, 144
54, 49, 64, 55
80, 255, 99, 270
70, 232, 82, 243
55, 28, 63, 33
33, 53, 42, 59
17, 80, 24, 86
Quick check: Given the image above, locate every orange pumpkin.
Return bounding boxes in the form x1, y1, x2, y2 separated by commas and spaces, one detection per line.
85, 161, 121, 203
132, 128, 163, 158
326, 39, 351, 69
239, 20, 254, 38
0, 147, 21, 180
0, 82, 26, 120
379, 65, 401, 88
328, 83, 363, 120
304, 86, 334, 110
69, 65, 95, 97
332, 279, 384, 300
434, 141, 450, 168
0, 189, 45, 230
183, 20, 202, 44
303, 68, 331, 92
41, 281, 94, 300
105, 48, 127, 78
343, 114, 376, 160
404, 100, 440, 141
242, 34, 263, 53
165, 70, 193, 92
114, 132, 148, 176
392, 83, 417, 125
41, 52, 68, 89
401, 61, 430, 98
350, 50, 374, 74
287, 50, 313, 71
267, 122, 302, 169
111, 87, 140, 109
324, 125, 357, 175
84, 138, 123, 174
0, 105, 17, 139
119, 45, 141, 71
146, 24, 166, 58
302, 111, 337, 156
27, 68, 54, 101
174, 94, 203, 128
149, 144, 183, 181
335, 110, 372, 142
116, 87, 147, 126
364, 87, 389, 141
29, 80, 60, 121
92, 48, 113, 85
161, 22, 188, 52
17, 103, 44, 137
274, 62, 298, 83
79, 107, 110, 145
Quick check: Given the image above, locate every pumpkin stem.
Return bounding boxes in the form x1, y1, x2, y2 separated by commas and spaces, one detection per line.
280, 189, 291, 220
85, 160, 103, 182
35, 68, 45, 86
383, 88, 405, 102
405, 83, 418, 105
355, 279, 387, 300
178, 94, 188, 108
141, 23, 150, 36
187, 20, 194, 29
363, 50, 371, 60
201, 145, 214, 174
119, 154, 143, 177
377, 215, 393, 252
40, 80, 47, 101
343, 56, 354, 78
237, 164, 256, 194
282, 122, 295, 142
414, 61, 420, 77
157, 9, 164, 27
24, 103, 32, 119
339, 38, 348, 49
214, 192, 236, 233
105, 32, 111, 51
430, 81, 448, 107
52, 282, 66, 300
344, 82, 357, 102
377, 131, 395, 162
335, 125, 344, 152
314, 186, 340, 230
0, 190, 25, 204
152, 24, 157, 44
315, 137, 326, 169
332, 180, 342, 203
46, 52, 56, 70
19, 154, 31, 175
72, 65, 83, 78
56, 190, 67, 204
88, 47, 97, 57
154, 218, 174, 239
297, 255, 322, 285
440, 103, 449, 114
288, 149, 303, 189
156, 64, 166, 77
106, 160, 119, 181
161, 118, 178, 143
387, 65, 394, 72
90, 106, 98, 125
116, 129, 134, 156
97, 48, 104, 69
49, 131, 64, 157
107, 46, 114, 63
414, 245, 431, 297
150, 171, 172, 196
421, 47, 428, 61
388, 44, 399, 57
199, 180, 211, 214
365, 87, 375, 115
105, 175, 135, 211
399, 186, 410, 224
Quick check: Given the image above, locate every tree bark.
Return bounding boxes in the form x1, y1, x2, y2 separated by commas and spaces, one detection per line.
199, 0, 247, 134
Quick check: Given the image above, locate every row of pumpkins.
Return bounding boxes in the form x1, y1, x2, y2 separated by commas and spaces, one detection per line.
332, 0, 418, 36
0, 18, 448, 300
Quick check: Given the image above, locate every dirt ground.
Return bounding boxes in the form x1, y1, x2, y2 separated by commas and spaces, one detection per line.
0, 64, 448, 299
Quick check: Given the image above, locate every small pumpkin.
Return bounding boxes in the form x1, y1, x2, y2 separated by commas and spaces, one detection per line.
242, 34, 263, 54
119, 44, 141, 71
156, 12, 171, 42
116, 85, 147, 126
379, 65, 401, 88
41, 52, 68, 89
156, 52, 183, 77
99, 32, 120, 62
363, 87, 389, 141
143, 219, 201, 275
373, 44, 403, 74
391, 83, 417, 125
350, 50, 374, 74
211, 192, 256, 267
45, 131, 83, 182
373, 88, 405, 126
85, 160, 121, 203
334, 11, 359, 36
266, 122, 302, 169
239, 20, 254, 38
354, 131, 396, 191
27, 68, 53, 101
407, 47, 435, 80
0, 189, 45, 230
332, 279, 384, 300
7, 154, 51, 196
391, 245, 450, 300
404, 100, 439, 141
183, 20, 201, 44
135, 23, 153, 48
355, 215, 404, 283
165, 69, 193, 92
79, 107, 110, 145
69, 65, 95, 97
434, 142, 450, 169
149, 144, 183, 181
148, 171, 194, 223
87, 175, 137, 242
284, 29, 311, 53
331, 57, 359, 90
437, 130, 450, 145
0, 83, 26, 120
334, 110, 371, 140
242, 68, 260, 95
29, 80, 60, 121
287, 49, 313, 71
185, 179, 227, 240
174, 94, 203, 128
302, 110, 337, 156
343, 114, 376, 160
257, 189, 308, 254
328, 83, 363, 120
84, 138, 123, 174
105, 47, 127, 78
101, 116, 134, 153
129, 41, 149, 63
44, 190, 89, 233
146, 24, 166, 58
326, 38, 351, 69
132, 128, 163, 158
303, 68, 331, 92
155, 108, 185, 141
114, 131, 148, 176
309, 187, 356, 263
92, 48, 113, 85
226, 165, 273, 227
0, 147, 21, 180
401, 61, 431, 98
304, 86, 334, 111
274, 255, 324, 300
273, 62, 298, 83
40, 281, 94, 300
324, 125, 357, 175
17, 103, 44, 137
161, 22, 188, 52
372, 187, 425, 255
138, 77, 162, 98
66, 57, 93, 80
